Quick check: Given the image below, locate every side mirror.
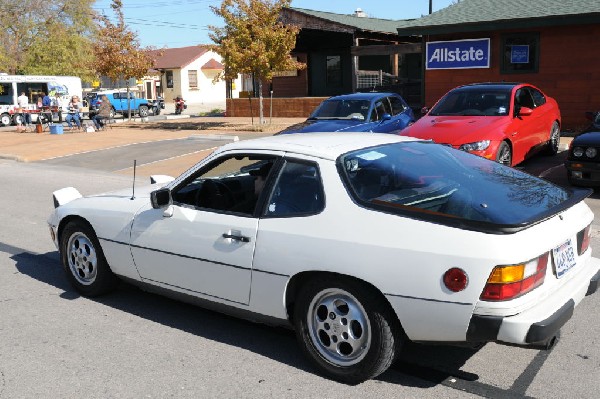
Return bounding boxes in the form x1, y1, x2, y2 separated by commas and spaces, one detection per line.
518, 106, 533, 117
381, 113, 392, 122
151, 187, 172, 209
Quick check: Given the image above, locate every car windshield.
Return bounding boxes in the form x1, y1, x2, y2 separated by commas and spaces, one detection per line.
310, 99, 370, 120
429, 88, 511, 116
339, 141, 579, 231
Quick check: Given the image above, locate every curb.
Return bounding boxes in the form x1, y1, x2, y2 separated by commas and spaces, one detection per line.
0, 153, 25, 162
188, 134, 239, 142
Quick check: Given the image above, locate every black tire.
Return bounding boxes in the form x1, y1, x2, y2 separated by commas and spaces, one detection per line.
139, 105, 149, 117
293, 276, 402, 384
546, 121, 560, 155
60, 220, 118, 297
12, 114, 24, 125
1, 113, 11, 127
495, 141, 512, 166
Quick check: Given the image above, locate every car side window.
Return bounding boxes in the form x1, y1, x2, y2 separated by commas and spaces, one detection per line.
370, 100, 391, 122
265, 160, 324, 217
171, 155, 278, 216
514, 88, 535, 115
530, 88, 546, 107
388, 96, 406, 115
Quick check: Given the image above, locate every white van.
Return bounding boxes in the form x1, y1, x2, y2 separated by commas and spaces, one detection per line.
0, 75, 83, 126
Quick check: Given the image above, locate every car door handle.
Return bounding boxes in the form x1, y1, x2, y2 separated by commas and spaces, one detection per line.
222, 233, 250, 242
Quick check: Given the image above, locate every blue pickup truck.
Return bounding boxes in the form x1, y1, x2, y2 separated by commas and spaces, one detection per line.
87, 90, 150, 118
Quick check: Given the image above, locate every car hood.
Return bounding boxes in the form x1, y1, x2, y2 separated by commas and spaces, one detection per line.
401, 116, 508, 145
572, 131, 600, 146
279, 119, 372, 134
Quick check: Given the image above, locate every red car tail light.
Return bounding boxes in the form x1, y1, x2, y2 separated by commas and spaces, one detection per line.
578, 224, 591, 256
480, 253, 548, 301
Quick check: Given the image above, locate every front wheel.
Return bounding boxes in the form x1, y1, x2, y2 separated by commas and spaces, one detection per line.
496, 141, 512, 166
139, 105, 149, 117
546, 121, 560, 155
60, 220, 118, 297
294, 277, 401, 384
0, 113, 11, 126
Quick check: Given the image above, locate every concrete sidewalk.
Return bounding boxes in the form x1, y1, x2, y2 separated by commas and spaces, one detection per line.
0, 116, 304, 162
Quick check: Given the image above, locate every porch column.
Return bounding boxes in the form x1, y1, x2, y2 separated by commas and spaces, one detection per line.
352, 36, 359, 92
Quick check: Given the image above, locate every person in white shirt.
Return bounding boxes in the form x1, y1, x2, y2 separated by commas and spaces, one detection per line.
52, 94, 63, 122
16, 92, 32, 125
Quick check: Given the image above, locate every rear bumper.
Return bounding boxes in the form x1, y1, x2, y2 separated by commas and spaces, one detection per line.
467, 259, 600, 346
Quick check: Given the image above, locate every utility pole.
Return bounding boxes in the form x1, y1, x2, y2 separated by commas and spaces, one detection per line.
429, 0, 432, 14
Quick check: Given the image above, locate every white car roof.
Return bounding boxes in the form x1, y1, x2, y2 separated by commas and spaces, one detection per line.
217, 132, 421, 160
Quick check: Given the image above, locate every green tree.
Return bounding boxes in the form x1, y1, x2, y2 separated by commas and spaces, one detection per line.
209, 0, 305, 124
93, 0, 157, 120
0, 0, 96, 80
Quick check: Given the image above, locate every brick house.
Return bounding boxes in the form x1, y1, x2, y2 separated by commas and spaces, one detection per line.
394, 0, 600, 131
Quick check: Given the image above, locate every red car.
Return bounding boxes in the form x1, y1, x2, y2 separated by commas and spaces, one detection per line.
401, 83, 561, 166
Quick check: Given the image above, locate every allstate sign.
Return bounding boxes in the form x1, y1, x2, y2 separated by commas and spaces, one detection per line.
426, 38, 490, 70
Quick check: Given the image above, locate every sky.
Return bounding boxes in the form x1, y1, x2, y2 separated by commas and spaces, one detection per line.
92, 0, 457, 48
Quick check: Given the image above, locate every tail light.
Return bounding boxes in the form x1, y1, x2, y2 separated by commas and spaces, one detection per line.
480, 253, 548, 301
577, 224, 592, 256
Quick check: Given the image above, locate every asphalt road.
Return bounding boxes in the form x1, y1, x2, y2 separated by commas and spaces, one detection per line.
0, 138, 599, 398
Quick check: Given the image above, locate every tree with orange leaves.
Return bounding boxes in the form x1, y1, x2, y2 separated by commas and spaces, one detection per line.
93, 0, 158, 120
209, 0, 305, 124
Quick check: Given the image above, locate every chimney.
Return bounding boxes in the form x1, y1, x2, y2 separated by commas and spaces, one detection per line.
354, 8, 367, 17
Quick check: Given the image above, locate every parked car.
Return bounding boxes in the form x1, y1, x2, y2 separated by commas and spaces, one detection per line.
87, 90, 150, 119
278, 92, 414, 134
48, 133, 599, 384
565, 111, 600, 187
401, 83, 561, 166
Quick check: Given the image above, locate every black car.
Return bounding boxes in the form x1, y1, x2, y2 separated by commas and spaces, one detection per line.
565, 111, 600, 187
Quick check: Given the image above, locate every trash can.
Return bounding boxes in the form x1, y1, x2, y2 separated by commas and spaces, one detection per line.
49, 124, 64, 134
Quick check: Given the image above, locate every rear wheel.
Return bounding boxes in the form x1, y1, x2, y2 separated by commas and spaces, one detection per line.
496, 141, 512, 166
60, 220, 118, 296
12, 114, 23, 125
294, 276, 401, 384
546, 121, 560, 155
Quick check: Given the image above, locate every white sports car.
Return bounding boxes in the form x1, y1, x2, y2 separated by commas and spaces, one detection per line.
48, 133, 600, 384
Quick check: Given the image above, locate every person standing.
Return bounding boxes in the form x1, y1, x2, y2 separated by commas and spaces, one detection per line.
65, 96, 82, 130
17, 92, 32, 126
42, 92, 52, 107
52, 94, 63, 122
92, 95, 111, 130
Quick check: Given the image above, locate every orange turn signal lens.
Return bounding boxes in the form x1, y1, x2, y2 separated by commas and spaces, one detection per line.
487, 265, 525, 284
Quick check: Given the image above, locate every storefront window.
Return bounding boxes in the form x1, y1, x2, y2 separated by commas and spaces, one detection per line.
501, 33, 539, 74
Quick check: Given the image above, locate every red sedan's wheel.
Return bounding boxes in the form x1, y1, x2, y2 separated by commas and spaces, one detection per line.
496, 141, 512, 166
546, 122, 560, 155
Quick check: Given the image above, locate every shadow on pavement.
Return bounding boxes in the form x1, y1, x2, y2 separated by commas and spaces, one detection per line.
13, 248, 484, 388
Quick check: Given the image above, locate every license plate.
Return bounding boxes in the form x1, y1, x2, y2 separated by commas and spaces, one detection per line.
552, 239, 576, 278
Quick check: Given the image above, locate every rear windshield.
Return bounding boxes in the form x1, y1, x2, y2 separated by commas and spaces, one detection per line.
338, 142, 586, 233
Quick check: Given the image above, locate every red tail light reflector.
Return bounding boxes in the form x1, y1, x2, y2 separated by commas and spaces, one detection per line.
443, 268, 468, 292
578, 224, 591, 256
480, 253, 548, 301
